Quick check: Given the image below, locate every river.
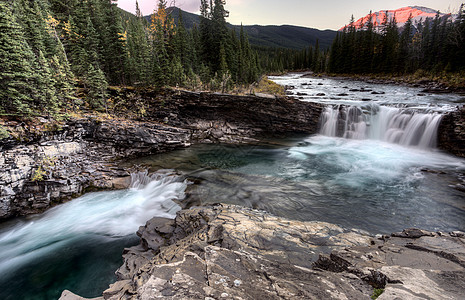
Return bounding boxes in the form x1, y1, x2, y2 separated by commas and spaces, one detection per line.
0, 74, 464, 299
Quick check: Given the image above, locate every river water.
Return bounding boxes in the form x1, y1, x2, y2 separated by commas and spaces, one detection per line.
1, 74, 464, 299
0, 172, 187, 299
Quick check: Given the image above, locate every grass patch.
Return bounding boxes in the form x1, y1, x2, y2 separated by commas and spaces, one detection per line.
0, 125, 9, 139
371, 288, 384, 300
253, 76, 285, 96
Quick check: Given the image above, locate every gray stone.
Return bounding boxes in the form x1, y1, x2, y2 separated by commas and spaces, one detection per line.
97, 204, 465, 300
59, 290, 103, 300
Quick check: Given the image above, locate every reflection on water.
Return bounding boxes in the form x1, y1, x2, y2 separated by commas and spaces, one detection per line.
126, 137, 465, 234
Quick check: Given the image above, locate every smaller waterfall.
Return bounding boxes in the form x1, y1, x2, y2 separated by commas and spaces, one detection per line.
0, 171, 187, 275
319, 105, 443, 148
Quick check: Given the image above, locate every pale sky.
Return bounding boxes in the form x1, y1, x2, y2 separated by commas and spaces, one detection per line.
117, 0, 464, 30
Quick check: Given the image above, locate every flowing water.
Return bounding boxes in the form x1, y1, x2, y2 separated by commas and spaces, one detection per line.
1, 73, 464, 299
125, 73, 465, 234
0, 172, 187, 300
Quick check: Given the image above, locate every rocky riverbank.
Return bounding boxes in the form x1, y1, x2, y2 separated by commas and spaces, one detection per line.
61, 204, 465, 300
0, 91, 323, 219
0, 118, 191, 219
439, 106, 465, 158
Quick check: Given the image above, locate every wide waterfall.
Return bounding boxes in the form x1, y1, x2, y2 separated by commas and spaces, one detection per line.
319, 104, 444, 148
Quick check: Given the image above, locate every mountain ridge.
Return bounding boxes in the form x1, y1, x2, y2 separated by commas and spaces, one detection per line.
142, 7, 337, 49
340, 6, 456, 31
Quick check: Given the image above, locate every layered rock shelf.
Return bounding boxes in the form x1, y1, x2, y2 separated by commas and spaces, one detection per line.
0, 91, 323, 219
62, 204, 465, 300
1, 89, 464, 218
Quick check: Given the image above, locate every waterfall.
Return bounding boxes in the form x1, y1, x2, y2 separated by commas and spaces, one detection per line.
0, 171, 187, 275
319, 105, 443, 148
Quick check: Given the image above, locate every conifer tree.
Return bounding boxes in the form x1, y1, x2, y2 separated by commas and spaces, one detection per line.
86, 64, 108, 110
127, 0, 150, 85
101, 0, 128, 85
0, 2, 35, 115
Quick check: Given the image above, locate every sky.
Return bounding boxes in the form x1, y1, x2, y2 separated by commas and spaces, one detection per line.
117, 0, 464, 30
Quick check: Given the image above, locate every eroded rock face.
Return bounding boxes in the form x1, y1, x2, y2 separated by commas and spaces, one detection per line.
100, 205, 465, 300
0, 118, 191, 219
439, 107, 465, 158
146, 91, 324, 139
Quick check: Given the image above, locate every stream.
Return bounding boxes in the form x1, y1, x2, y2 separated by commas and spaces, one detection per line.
0, 74, 464, 299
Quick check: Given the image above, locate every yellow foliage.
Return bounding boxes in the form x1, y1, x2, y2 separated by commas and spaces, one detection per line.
119, 31, 127, 44
31, 156, 57, 182
253, 76, 285, 96
45, 15, 59, 30
150, 2, 176, 36
32, 166, 46, 182
63, 20, 83, 40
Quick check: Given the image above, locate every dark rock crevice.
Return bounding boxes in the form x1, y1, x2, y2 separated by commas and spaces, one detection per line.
438, 106, 465, 158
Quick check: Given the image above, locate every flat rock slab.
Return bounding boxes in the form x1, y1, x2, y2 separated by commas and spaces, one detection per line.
104, 204, 373, 299
69, 204, 465, 300
315, 228, 465, 299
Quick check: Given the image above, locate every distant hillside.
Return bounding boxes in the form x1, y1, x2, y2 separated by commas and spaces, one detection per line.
143, 7, 337, 49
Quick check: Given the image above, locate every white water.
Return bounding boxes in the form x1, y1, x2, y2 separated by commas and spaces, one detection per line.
320, 105, 443, 148
0, 171, 187, 275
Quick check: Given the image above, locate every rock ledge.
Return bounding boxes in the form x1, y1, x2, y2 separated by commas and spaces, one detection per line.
65, 204, 465, 300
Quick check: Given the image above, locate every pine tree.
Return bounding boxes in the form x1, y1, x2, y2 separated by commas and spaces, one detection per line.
127, 0, 150, 85
101, 0, 128, 85
199, 0, 213, 74
173, 10, 190, 71
86, 64, 108, 110
0, 2, 35, 115
398, 14, 413, 73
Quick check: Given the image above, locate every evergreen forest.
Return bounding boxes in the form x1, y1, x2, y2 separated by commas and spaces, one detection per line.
0, 0, 260, 117
1, 0, 464, 118
266, 5, 465, 76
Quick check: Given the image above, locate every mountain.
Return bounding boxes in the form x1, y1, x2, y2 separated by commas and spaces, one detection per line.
144, 7, 337, 49
340, 6, 456, 31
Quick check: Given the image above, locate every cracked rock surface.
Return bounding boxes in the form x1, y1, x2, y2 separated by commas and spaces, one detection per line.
89, 204, 453, 299
61, 204, 465, 299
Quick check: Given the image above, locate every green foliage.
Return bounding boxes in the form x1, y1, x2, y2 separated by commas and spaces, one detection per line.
0, 2, 35, 116
371, 288, 384, 300
0, 125, 10, 139
327, 9, 465, 75
1, 0, 264, 117
86, 65, 108, 110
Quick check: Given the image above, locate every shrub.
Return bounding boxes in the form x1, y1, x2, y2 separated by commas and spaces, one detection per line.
0, 125, 9, 139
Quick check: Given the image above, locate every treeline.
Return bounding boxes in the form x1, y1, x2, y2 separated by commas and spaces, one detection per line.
263, 5, 465, 76
0, 0, 260, 117
256, 42, 327, 73
328, 7, 465, 74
